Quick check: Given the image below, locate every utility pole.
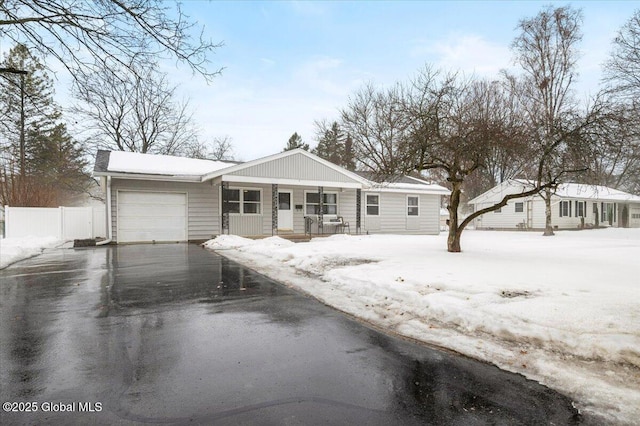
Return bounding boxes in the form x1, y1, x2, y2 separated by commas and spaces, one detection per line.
0, 67, 28, 176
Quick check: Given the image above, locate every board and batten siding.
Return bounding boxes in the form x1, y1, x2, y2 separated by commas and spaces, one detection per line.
362, 192, 440, 235
228, 152, 359, 184
110, 179, 218, 242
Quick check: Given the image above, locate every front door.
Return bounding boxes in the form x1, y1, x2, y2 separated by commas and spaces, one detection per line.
278, 191, 293, 230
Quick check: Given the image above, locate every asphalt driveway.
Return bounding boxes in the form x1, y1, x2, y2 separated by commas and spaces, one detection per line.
0, 244, 585, 425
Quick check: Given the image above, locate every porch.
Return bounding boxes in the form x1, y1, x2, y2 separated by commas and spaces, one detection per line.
219, 183, 363, 237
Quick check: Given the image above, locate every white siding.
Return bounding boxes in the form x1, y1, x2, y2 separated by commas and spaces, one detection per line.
362, 192, 439, 235
222, 183, 272, 236
474, 199, 532, 229
473, 197, 622, 230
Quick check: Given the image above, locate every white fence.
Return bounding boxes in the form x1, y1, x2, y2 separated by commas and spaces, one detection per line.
4, 206, 106, 240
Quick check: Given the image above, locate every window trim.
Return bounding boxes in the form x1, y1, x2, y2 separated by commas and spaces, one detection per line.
223, 186, 263, 216
365, 193, 380, 216
514, 202, 524, 213
406, 195, 420, 217
304, 190, 339, 216
559, 200, 571, 218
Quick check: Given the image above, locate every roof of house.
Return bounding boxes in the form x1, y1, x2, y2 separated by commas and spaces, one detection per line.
355, 171, 451, 195
94, 150, 236, 178
93, 149, 450, 194
468, 179, 640, 204
555, 183, 640, 202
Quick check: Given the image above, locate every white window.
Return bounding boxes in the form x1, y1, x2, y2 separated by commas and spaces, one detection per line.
515, 202, 524, 213
559, 200, 571, 217
305, 192, 338, 215
407, 196, 419, 216
223, 188, 261, 215
366, 194, 379, 216
575, 201, 586, 217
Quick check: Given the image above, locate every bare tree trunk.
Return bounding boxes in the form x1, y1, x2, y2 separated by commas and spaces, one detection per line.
447, 181, 463, 252
543, 186, 555, 236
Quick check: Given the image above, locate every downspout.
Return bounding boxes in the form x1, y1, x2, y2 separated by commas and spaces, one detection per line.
96, 176, 112, 245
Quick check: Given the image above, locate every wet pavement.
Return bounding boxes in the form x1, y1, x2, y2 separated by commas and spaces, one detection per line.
0, 244, 585, 425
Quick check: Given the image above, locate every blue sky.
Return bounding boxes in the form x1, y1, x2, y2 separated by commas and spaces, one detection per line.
23, 1, 637, 161
171, 1, 637, 161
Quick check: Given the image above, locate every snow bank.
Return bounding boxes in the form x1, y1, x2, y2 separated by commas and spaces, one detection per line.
204, 229, 640, 425
0, 236, 62, 269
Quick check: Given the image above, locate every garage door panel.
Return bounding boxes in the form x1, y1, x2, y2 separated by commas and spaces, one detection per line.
119, 191, 186, 205
118, 191, 187, 242
119, 205, 187, 217
118, 216, 186, 229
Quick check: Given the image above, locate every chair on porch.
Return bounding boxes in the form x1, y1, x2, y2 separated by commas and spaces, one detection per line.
337, 216, 350, 234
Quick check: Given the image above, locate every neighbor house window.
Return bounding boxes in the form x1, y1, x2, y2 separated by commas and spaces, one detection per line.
407, 196, 419, 216
305, 192, 338, 215
575, 201, 586, 217
601, 202, 616, 223
366, 194, 379, 216
515, 202, 524, 213
223, 188, 261, 215
559, 200, 571, 217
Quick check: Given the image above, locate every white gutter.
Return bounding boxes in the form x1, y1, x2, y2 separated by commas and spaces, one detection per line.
96, 176, 112, 246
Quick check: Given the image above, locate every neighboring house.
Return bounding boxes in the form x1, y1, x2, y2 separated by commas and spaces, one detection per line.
468, 179, 640, 230
93, 149, 450, 243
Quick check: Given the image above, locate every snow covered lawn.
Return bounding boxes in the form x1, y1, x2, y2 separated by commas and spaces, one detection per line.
204, 228, 640, 425
0, 236, 62, 269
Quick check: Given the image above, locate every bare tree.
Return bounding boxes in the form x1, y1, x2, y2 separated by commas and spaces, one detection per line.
0, 0, 222, 82
604, 9, 640, 99
600, 10, 640, 193
406, 68, 536, 252
341, 67, 533, 252
72, 60, 200, 156
184, 136, 235, 161
506, 5, 586, 236
341, 82, 413, 176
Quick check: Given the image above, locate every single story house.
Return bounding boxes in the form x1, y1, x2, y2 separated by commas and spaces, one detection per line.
93, 149, 450, 243
468, 179, 640, 230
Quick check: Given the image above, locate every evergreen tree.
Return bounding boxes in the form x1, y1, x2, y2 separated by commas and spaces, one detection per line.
313, 121, 351, 167
283, 132, 309, 151
343, 134, 356, 171
0, 44, 89, 206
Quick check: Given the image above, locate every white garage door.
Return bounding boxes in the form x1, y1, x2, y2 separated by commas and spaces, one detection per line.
630, 206, 640, 228
118, 191, 187, 243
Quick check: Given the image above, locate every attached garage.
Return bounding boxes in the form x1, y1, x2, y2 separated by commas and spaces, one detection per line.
117, 191, 187, 243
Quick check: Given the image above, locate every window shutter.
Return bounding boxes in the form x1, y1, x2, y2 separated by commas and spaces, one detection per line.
559, 202, 563, 217
569, 201, 572, 217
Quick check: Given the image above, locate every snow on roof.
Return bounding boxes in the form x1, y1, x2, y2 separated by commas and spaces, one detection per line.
106, 151, 235, 177
370, 181, 451, 194
354, 171, 450, 194
469, 179, 640, 204
556, 183, 640, 202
